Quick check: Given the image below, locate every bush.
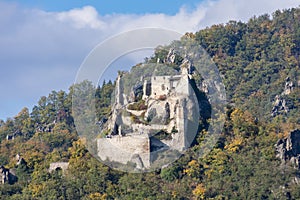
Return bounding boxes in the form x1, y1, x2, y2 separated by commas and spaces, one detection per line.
127, 100, 147, 111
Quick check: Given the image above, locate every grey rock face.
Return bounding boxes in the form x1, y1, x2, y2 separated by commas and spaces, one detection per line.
0, 166, 9, 184
166, 48, 176, 63
48, 162, 69, 173
275, 129, 300, 169
271, 95, 289, 117
145, 101, 172, 125
271, 76, 299, 117
145, 107, 157, 122
282, 77, 295, 95
0, 166, 17, 184
16, 154, 26, 166
130, 83, 143, 102
163, 102, 171, 124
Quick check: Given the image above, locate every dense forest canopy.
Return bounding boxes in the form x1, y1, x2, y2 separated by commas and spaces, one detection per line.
0, 7, 300, 199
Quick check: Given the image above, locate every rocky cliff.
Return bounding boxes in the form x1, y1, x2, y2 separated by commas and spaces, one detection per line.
275, 129, 300, 169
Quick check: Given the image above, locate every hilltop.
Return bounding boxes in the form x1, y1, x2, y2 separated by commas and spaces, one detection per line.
0, 7, 300, 199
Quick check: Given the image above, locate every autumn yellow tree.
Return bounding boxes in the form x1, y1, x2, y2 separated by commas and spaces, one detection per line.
193, 183, 206, 199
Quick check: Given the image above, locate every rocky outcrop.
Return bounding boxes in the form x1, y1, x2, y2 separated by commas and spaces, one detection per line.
0, 166, 9, 184
49, 162, 69, 173
271, 95, 289, 117
275, 129, 300, 169
271, 76, 299, 117
282, 77, 295, 95
16, 154, 26, 166
166, 48, 176, 63
6, 130, 22, 141
0, 166, 17, 184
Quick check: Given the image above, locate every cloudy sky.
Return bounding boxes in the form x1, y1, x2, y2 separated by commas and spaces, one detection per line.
0, 0, 300, 120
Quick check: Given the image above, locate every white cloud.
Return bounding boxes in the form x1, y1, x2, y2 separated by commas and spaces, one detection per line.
0, 0, 300, 119
199, 0, 300, 26
56, 6, 105, 29
50, 0, 300, 33
53, 6, 204, 34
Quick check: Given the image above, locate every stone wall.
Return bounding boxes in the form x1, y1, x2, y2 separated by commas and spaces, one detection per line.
150, 76, 181, 98
97, 134, 150, 169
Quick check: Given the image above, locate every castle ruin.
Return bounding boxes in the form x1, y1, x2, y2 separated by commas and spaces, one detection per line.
97, 57, 199, 170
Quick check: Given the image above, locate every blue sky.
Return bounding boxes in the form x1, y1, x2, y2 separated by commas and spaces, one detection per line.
8, 0, 201, 15
0, 0, 300, 120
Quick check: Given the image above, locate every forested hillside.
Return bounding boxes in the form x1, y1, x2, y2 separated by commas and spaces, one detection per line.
0, 7, 300, 199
